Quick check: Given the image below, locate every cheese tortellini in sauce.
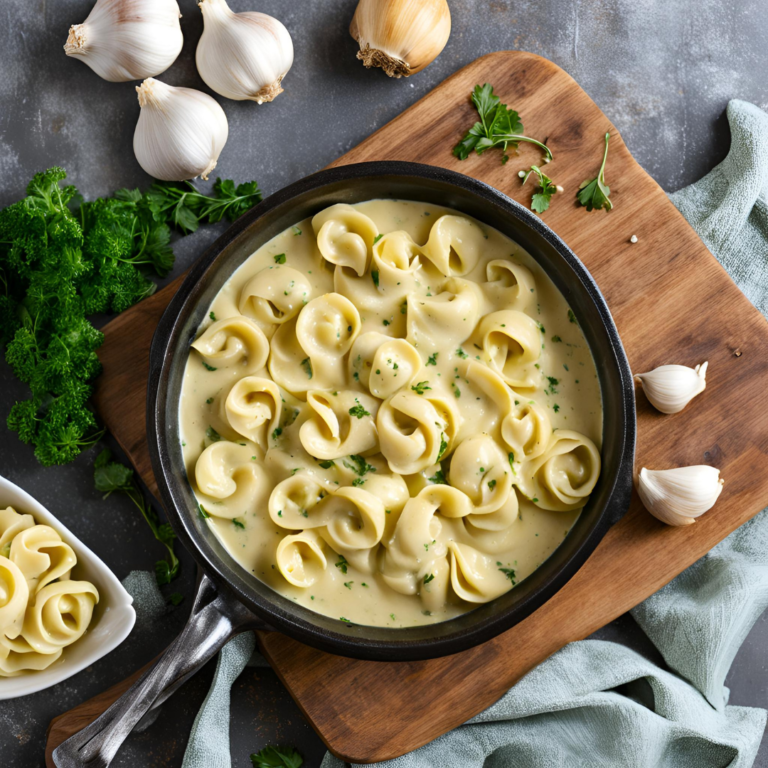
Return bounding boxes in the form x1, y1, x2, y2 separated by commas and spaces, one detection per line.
181, 200, 603, 628
0, 507, 99, 677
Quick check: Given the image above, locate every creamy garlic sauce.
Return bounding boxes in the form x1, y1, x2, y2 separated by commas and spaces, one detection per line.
179, 200, 602, 628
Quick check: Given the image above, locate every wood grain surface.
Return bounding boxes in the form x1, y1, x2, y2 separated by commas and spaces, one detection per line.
49, 51, 768, 764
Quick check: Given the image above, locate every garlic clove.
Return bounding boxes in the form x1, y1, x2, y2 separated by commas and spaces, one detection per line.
349, 0, 451, 78
196, 0, 294, 104
634, 361, 708, 414
133, 79, 229, 182
64, 0, 183, 83
636, 466, 724, 526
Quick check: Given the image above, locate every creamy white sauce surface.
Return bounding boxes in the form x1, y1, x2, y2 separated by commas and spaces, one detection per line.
180, 200, 602, 628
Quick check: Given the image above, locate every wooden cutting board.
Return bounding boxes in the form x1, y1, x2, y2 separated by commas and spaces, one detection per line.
47, 51, 768, 765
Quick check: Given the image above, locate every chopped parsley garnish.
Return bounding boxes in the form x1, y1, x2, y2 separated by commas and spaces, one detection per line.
198, 504, 211, 519
335, 555, 348, 574
452, 382, 461, 398
437, 434, 449, 460
274, 253, 286, 264
577, 132, 613, 212
453, 83, 552, 164
427, 352, 438, 366
428, 469, 446, 485
206, 397, 213, 404
568, 309, 578, 325
499, 567, 517, 584
202, 362, 217, 371
271, 427, 282, 441
546, 376, 559, 393
400, 300, 407, 315
411, 381, 432, 395
382, 319, 390, 327
209, 311, 217, 321
318, 460, 335, 469
340, 617, 351, 623
206, 426, 222, 442
300, 357, 313, 379
343, 454, 376, 477
233, 518, 245, 529
373, 233, 384, 244
344, 581, 353, 589
348, 401, 370, 419
488, 479, 497, 490
423, 573, 435, 585
455, 347, 468, 359
371, 270, 380, 288
553, 403, 560, 413
551, 335, 562, 343
351, 477, 365, 487
292, 226, 302, 236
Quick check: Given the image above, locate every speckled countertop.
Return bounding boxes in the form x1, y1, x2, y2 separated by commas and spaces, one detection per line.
1, 0, 767, 766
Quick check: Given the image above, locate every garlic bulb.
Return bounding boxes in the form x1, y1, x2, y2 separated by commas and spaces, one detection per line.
349, 0, 451, 78
64, 0, 183, 82
196, 0, 293, 104
133, 79, 228, 182
637, 466, 724, 527
634, 362, 708, 414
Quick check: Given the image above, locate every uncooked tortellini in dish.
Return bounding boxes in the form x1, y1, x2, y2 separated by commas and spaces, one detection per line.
0, 507, 99, 678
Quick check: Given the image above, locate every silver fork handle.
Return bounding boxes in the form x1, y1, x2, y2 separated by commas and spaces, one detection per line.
52, 573, 263, 768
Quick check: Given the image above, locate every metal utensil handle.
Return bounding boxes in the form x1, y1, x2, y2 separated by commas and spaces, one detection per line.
52, 573, 259, 768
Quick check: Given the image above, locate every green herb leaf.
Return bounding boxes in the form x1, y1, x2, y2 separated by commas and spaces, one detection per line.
453, 84, 552, 164
93, 450, 179, 586
411, 381, 432, 395
423, 573, 435, 585
499, 567, 517, 584
522, 165, 558, 214
343, 455, 376, 477
348, 401, 370, 419
426, 352, 439, 366
274, 253, 286, 264
335, 555, 349, 574
300, 357, 313, 379
577, 133, 613, 212
428, 469, 446, 485
233, 518, 245, 529
250, 745, 303, 768
371, 270, 380, 288
206, 426, 222, 443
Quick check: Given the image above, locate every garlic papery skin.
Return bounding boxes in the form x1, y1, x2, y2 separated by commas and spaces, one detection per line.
634, 362, 708, 414
196, 0, 293, 104
637, 466, 724, 527
64, 0, 183, 82
133, 79, 228, 182
349, 0, 451, 78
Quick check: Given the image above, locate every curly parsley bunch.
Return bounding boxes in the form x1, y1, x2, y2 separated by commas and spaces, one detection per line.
0, 167, 261, 465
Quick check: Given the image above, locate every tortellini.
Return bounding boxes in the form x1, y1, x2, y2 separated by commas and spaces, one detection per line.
312, 204, 378, 276
183, 201, 603, 626
239, 266, 313, 326
0, 508, 99, 678
478, 310, 542, 388
300, 390, 379, 460
521, 431, 601, 511
191, 317, 269, 374
194, 440, 270, 520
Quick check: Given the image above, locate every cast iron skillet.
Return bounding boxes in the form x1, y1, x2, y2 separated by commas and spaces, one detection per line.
54, 162, 635, 767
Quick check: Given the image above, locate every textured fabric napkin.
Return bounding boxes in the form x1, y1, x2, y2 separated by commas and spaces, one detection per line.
123, 99, 768, 768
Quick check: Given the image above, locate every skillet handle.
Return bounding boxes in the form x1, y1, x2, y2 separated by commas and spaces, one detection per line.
52, 573, 263, 768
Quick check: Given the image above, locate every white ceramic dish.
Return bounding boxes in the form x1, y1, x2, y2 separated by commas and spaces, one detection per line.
0, 475, 136, 699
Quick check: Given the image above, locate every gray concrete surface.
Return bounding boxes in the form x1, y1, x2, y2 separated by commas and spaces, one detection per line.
1, 0, 767, 766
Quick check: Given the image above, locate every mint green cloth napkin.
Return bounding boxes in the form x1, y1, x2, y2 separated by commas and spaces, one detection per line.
124, 99, 768, 768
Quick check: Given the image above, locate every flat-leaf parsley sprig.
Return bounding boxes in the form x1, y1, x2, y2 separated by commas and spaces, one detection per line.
577, 132, 613, 212
453, 83, 552, 164
520, 165, 561, 214
93, 448, 180, 586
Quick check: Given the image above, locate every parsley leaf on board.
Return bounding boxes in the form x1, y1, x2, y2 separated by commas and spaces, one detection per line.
453, 84, 552, 164
250, 745, 303, 768
522, 165, 559, 214
1, 168, 262, 466
93, 448, 179, 586
577, 132, 613, 212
